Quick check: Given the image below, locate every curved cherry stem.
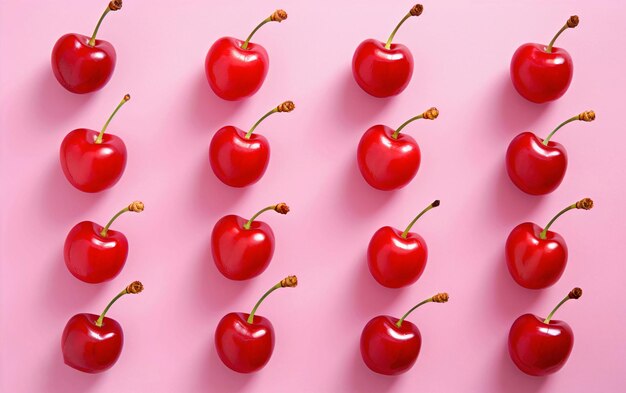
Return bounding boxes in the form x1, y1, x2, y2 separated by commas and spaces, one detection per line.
401, 200, 440, 238
539, 198, 593, 239
243, 203, 289, 230
241, 10, 287, 50
100, 207, 129, 237
396, 292, 448, 328
95, 94, 130, 144
542, 116, 578, 145
392, 107, 438, 139
245, 101, 294, 139
546, 15, 579, 53
385, 4, 423, 49
246, 109, 278, 139
544, 287, 582, 323
89, 7, 111, 46
100, 201, 143, 237
247, 276, 297, 324
95, 281, 143, 327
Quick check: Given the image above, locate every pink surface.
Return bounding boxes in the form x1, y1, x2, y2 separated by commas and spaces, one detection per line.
1, 0, 625, 391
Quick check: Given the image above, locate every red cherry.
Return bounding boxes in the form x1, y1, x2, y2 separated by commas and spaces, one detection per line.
215, 276, 298, 373
357, 107, 438, 190
209, 101, 295, 188
51, 1, 124, 94
508, 288, 582, 376
352, 4, 424, 97
211, 203, 290, 280
506, 111, 595, 195
62, 281, 144, 373
60, 94, 131, 193
510, 16, 580, 103
506, 198, 593, 289
64, 201, 144, 283
368, 200, 440, 288
360, 292, 449, 375
205, 10, 288, 101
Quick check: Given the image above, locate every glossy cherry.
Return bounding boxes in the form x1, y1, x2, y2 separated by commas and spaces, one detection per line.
60, 94, 130, 193
368, 200, 439, 288
212, 203, 290, 280
509, 287, 582, 376
506, 110, 595, 195
62, 281, 143, 373
64, 201, 144, 283
51, 0, 123, 94
205, 10, 288, 101
215, 276, 298, 373
357, 107, 438, 190
352, 4, 424, 97
360, 292, 448, 375
510, 16, 580, 103
506, 198, 593, 289
210, 101, 294, 188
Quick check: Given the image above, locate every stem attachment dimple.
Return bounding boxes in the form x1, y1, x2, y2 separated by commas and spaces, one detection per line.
385, 4, 424, 49
241, 9, 288, 50
89, 1, 123, 47
100, 201, 144, 237
546, 15, 579, 53
247, 276, 298, 324
544, 287, 582, 323
542, 110, 595, 145
392, 107, 438, 139
95, 281, 143, 327
245, 101, 295, 139
401, 200, 440, 239
396, 292, 448, 328
243, 203, 290, 230
539, 198, 593, 239
95, 94, 130, 144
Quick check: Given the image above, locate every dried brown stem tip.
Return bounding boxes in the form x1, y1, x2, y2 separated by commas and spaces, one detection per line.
423, 107, 439, 120
410, 4, 424, 16
567, 15, 579, 28
126, 281, 144, 294
123, 94, 131, 101
273, 203, 290, 214
108, 0, 123, 11
280, 275, 298, 288
575, 198, 593, 210
432, 200, 441, 207
270, 9, 288, 22
568, 287, 582, 299
277, 101, 295, 113
578, 110, 595, 122
128, 201, 144, 212
432, 293, 449, 303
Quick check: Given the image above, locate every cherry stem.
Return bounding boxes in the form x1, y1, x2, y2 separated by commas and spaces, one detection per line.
385, 13, 412, 49
244, 206, 276, 230
247, 276, 297, 324
544, 288, 582, 323
95, 94, 130, 144
392, 114, 425, 139
401, 200, 440, 238
546, 24, 568, 53
95, 281, 143, 327
242, 17, 272, 50
540, 203, 576, 239
542, 116, 578, 145
100, 207, 130, 237
245, 108, 278, 139
396, 298, 432, 327
89, 7, 111, 46
247, 282, 282, 324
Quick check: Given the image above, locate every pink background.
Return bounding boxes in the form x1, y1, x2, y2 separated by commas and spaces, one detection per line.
1, 0, 625, 391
